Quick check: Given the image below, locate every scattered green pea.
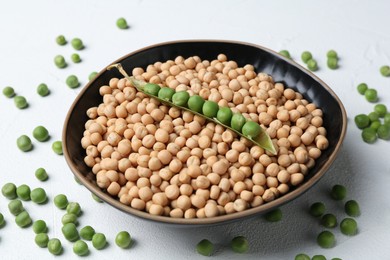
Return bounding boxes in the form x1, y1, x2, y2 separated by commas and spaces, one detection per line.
54, 55, 67, 68
16, 184, 31, 201
92, 193, 103, 203
340, 218, 358, 236
279, 50, 291, 59
187, 95, 205, 113
14, 95, 28, 109
62, 222, 79, 241
364, 88, 378, 102
35, 167, 48, 181
312, 255, 327, 260
2, 183, 17, 199
196, 239, 214, 256
362, 127, 377, 143
116, 17, 128, 29
66, 75, 80, 88
231, 236, 249, 253
71, 53, 81, 63
15, 210, 32, 228
321, 213, 337, 228
16, 135, 32, 152
35, 233, 49, 248
80, 225, 95, 241
384, 113, 390, 125
377, 124, 390, 140
30, 187, 47, 204
61, 213, 78, 225
92, 233, 107, 250
327, 57, 338, 70
56, 35, 67, 46
368, 111, 379, 122
374, 104, 387, 117
71, 38, 84, 50
357, 83, 368, 95
307, 59, 318, 71
33, 220, 47, 234
54, 194, 69, 209
331, 258, 342, 260
242, 121, 261, 139
144, 83, 161, 96
330, 184, 347, 200
172, 91, 190, 107
301, 51, 312, 63
32, 125, 49, 142
344, 200, 360, 217
216, 106, 233, 126
380, 65, 390, 77
0, 213, 5, 227
157, 87, 175, 101
88, 71, 98, 81
317, 230, 335, 248
67, 202, 81, 216
231, 113, 246, 132
370, 120, 381, 131
52, 140, 63, 155
8, 199, 24, 216
264, 208, 282, 222
354, 114, 370, 129
115, 231, 131, 248
295, 253, 310, 260
309, 202, 326, 217
3, 86, 15, 98
327, 50, 338, 59
47, 238, 63, 255
36, 83, 50, 97
73, 240, 89, 256
202, 100, 219, 118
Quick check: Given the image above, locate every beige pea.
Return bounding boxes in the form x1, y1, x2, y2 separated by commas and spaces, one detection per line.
169, 158, 183, 173
131, 198, 146, 210
100, 158, 118, 171
204, 202, 219, 218
316, 136, 329, 150
107, 182, 120, 196
166, 143, 180, 155
233, 199, 248, 212
290, 173, 304, 186
308, 147, 322, 159
252, 173, 266, 185
176, 195, 191, 211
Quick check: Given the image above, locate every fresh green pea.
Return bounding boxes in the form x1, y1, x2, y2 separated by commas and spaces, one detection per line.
327, 57, 338, 70
364, 88, 378, 102
92, 233, 107, 250
62, 222, 79, 241
15, 211, 32, 228
330, 184, 347, 200
0, 213, 5, 227
242, 121, 261, 139
295, 254, 310, 260
80, 225, 95, 241
35, 167, 48, 181
231, 236, 249, 253
368, 111, 379, 122
8, 199, 24, 216
312, 255, 327, 260
16, 135, 32, 152
14, 95, 28, 109
321, 213, 337, 228
16, 184, 31, 201
2, 183, 17, 199
377, 124, 390, 140
56, 35, 67, 46
327, 50, 338, 59
3, 86, 15, 98
344, 200, 360, 217
264, 208, 282, 222
33, 220, 47, 234
157, 87, 175, 101
380, 65, 390, 77
370, 120, 381, 131
231, 113, 246, 132
362, 127, 377, 143
66, 75, 80, 88
331, 258, 342, 260
279, 50, 291, 59
172, 91, 190, 106
54, 194, 68, 209
374, 104, 387, 117
35, 233, 49, 248
307, 59, 318, 71
116, 17, 128, 29
143, 83, 161, 96
52, 141, 63, 155
115, 231, 131, 248
32, 126, 49, 142
196, 239, 214, 256
354, 114, 370, 129
317, 230, 335, 248
47, 238, 62, 255
67, 202, 81, 216
61, 213, 78, 225
73, 240, 89, 256
71, 53, 81, 63
30, 188, 47, 204
88, 71, 98, 81
357, 83, 368, 95
202, 100, 219, 118
217, 106, 233, 126
309, 202, 326, 217
71, 38, 84, 50
37, 83, 50, 97
340, 218, 358, 236
187, 95, 205, 113
54, 55, 67, 68
301, 51, 312, 63
92, 193, 103, 203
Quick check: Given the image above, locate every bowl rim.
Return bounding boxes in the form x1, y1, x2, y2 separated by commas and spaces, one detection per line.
63, 39, 347, 225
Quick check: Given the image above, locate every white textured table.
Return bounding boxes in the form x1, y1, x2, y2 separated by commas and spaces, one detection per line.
1, 1, 390, 259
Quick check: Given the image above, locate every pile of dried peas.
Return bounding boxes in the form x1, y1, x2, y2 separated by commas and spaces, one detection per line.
81, 54, 329, 218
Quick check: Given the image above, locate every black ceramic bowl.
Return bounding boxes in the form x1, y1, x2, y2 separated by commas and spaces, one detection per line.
63, 40, 347, 226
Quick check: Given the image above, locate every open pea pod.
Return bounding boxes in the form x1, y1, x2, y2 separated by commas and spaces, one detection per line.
107, 63, 276, 155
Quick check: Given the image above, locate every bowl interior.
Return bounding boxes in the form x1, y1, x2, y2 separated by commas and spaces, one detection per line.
63, 40, 346, 226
